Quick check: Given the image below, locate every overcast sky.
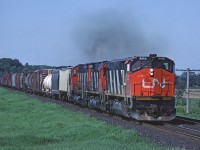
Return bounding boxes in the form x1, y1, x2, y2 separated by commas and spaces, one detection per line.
0, 0, 200, 70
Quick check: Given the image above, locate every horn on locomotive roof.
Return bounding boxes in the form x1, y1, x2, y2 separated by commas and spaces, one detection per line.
149, 54, 157, 58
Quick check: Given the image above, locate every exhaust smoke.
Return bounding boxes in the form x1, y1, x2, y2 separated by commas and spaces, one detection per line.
72, 10, 168, 62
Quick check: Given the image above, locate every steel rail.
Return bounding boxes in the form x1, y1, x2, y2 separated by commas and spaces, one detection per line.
143, 122, 200, 143
175, 116, 200, 125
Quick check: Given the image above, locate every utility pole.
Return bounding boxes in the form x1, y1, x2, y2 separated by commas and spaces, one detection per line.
176, 68, 200, 113
186, 68, 189, 113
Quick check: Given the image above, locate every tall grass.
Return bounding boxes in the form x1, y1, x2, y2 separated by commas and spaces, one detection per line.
176, 98, 200, 119
0, 87, 178, 150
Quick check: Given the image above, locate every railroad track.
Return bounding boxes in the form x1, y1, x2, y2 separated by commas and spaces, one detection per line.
175, 116, 200, 124
164, 123, 200, 142
143, 121, 200, 143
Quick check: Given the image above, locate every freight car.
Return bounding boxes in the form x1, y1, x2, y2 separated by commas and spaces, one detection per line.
43, 67, 72, 99
11, 73, 16, 88
0, 54, 176, 121
32, 69, 52, 94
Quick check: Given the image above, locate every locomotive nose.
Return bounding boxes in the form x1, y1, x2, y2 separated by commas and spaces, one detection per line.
140, 69, 164, 96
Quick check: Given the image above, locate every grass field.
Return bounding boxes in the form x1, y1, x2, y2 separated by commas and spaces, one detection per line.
0, 87, 179, 150
176, 98, 200, 119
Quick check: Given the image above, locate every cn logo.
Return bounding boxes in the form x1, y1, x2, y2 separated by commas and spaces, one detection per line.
142, 78, 166, 88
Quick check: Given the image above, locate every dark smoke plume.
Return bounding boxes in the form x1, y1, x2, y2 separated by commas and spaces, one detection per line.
72, 10, 167, 62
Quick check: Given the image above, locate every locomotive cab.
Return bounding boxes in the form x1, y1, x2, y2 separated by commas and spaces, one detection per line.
130, 54, 174, 74
127, 54, 176, 121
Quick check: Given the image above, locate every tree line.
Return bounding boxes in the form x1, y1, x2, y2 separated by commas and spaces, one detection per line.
176, 72, 200, 89
0, 58, 54, 76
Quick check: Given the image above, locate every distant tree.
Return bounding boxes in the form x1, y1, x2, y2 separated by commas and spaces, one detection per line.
175, 72, 200, 90
0, 58, 54, 76
189, 72, 197, 88
196, 74, 200, 87
175, 75, 185, 89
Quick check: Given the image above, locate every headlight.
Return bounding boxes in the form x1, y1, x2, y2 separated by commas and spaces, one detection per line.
150, 68, 154, 76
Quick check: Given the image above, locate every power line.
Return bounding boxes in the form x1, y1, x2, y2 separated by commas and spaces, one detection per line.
176, 69, 200, 71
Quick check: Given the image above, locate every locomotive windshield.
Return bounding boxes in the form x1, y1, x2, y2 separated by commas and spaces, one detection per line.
131, 57, 174, 73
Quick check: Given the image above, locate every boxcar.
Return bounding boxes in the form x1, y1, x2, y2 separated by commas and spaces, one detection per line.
16, 73, 20, 90
12, 73, 16, 88
51, 69, 59, 97
59, 67, 72, 100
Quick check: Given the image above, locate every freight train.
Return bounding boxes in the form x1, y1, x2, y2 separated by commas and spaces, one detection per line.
0, 54, 176, 121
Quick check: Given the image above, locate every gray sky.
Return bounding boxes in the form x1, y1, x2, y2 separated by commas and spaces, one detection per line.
0, 0, 200, 70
